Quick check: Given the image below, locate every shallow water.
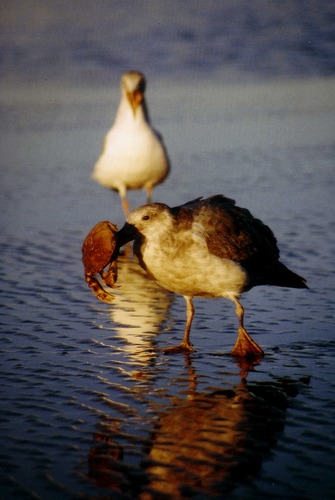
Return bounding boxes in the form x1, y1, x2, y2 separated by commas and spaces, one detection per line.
1, 2, 335, 499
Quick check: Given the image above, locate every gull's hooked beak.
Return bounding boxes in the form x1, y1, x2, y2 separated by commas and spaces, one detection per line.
116, 222, 138, 247
127, 89, 143, 116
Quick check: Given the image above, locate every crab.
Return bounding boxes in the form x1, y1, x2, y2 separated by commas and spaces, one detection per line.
82, 220, 120, 303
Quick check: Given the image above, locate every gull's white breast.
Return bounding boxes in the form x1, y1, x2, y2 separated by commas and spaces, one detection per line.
138, 222, 249, 299
93, 119, 168, 191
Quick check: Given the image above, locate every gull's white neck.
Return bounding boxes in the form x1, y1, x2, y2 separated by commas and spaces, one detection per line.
114, 95, 150, 126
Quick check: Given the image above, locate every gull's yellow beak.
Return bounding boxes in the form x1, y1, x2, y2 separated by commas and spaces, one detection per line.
127, 88, 143, 116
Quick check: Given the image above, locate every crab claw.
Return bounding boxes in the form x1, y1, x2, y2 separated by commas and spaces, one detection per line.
85, 274, 115, 304
101, 260, 119, 288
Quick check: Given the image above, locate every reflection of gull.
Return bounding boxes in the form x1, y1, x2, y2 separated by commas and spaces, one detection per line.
87, 368, 309, 498
142, 385, 262, 498
107, 258, 173, 363
92, 70, 170, 215
117, 195, 308, 357
141, 378, 307, 499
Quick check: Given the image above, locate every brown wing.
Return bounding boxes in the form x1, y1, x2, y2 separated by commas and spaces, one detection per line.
82, 221, 118, 276
177, 195, 280, 283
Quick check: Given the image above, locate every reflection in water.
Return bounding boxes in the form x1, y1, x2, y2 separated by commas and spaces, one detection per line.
87, 360, 309, 499
106, 257, 173, 366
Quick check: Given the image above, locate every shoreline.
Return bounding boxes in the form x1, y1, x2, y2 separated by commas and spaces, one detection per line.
0, 75, 334, 111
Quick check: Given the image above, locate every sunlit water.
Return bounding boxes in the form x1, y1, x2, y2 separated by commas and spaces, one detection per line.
1, 2, 335, 499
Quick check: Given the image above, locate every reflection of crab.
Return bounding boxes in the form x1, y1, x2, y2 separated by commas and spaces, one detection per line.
82, 221, 119, 303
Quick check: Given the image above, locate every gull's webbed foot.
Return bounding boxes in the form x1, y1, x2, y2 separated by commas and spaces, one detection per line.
231, 327, 264, 359
161, 340, 195, 355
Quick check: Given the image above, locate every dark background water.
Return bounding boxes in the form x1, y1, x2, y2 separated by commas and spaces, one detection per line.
1, 1, 335, 499
1, 0, 335, 85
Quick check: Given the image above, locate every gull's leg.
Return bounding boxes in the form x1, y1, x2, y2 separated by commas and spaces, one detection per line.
230, 297, 264, 358
163, 296, 195, 354
120, 195, 130, 217
146, 186, 153, 204
181, 296, 195, 349
117, 186, 130, 216
118, 188, 132, 258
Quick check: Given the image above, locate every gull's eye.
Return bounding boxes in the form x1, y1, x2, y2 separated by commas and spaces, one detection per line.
142, 215, 150, 221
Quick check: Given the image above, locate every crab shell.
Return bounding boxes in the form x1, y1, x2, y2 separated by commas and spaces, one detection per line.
82, 221, 119, 303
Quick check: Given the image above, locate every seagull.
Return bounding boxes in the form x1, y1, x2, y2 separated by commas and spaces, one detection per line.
92, 70, 170, 215
117, 195, 308, 358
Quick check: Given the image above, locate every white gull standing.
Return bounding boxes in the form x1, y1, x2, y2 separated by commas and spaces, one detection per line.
92, 70, 170, 215
117, 195, 308, 358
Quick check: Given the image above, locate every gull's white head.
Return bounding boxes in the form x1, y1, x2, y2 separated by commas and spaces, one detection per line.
117, 203, 172, 245
121, 70, 146, 116
127, 203, 172, 233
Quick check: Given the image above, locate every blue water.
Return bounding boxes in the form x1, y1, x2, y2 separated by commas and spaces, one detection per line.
1, 0, 335, 85
1, 2, 335, 499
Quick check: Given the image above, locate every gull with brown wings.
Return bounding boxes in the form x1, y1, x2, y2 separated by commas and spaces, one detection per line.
82, 195, 308, 358
116, 195, 308, 358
